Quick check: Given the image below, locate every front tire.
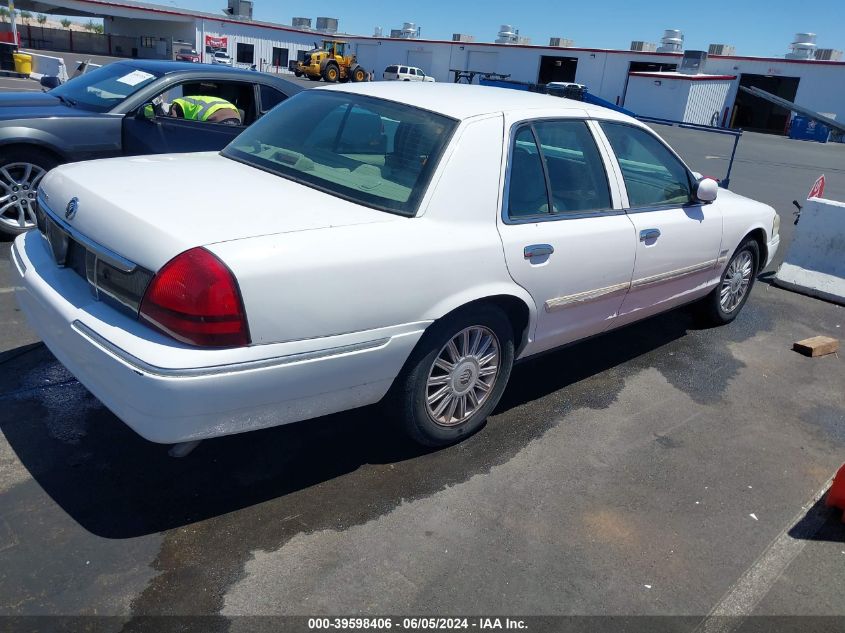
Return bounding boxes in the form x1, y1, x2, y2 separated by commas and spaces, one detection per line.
323, 63, 339, 83
698, 238, 760, 325
392, 305, 515, 447
0, 146, 59, 236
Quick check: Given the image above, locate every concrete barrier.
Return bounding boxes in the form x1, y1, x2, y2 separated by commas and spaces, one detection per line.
21, 51, 68, 82
774, 197, 845, 305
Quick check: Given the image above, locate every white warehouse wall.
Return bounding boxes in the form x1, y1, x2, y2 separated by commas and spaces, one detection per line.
56, 0, 844, 128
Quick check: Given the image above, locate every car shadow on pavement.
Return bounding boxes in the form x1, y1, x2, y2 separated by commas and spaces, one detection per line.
0, 303, 761, 540
788, 496, 845, 543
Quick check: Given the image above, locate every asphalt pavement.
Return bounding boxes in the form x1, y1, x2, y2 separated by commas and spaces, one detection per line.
0, 88, 843, 632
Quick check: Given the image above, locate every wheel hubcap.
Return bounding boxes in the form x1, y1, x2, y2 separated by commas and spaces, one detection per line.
0, 162, 46, 230
425, 326, 500, 427
720, 250, 753, 313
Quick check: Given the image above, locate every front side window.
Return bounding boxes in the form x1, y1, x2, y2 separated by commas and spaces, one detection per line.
223, 91, 457, 216
600, 122, 692, 208
506, 120, 612, 219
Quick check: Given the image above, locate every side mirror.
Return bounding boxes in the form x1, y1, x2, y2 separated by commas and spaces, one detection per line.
137, 103, 156, 120
40, 75, 62, 90
695, 177, 719, 203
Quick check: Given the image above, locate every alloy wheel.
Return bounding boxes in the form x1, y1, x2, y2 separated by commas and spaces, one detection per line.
425, 326, 501, 427
720, 250, 754, 313
0, 162, 46, 231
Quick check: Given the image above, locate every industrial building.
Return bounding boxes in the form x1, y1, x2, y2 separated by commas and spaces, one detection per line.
10, 0, 845, 134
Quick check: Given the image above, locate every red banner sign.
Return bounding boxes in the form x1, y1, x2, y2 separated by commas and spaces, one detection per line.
808, 174, 826, 199
205, 35, 228, 49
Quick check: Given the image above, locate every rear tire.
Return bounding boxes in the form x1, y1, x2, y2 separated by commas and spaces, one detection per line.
391, 305, 515, 447
0, 146, 59, 236
350, 65, 367, 82
697, 238, 760, 325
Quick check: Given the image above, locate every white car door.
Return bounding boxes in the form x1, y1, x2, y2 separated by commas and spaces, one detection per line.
497, 115, 637, 356
596, 121, 724, 326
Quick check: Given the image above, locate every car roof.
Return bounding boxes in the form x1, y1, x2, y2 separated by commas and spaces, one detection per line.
318, 82, 633, 121
111, 58, 245, 74
106, 59, 301, 94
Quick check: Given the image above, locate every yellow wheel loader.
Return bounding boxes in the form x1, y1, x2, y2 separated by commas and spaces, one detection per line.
294, 40, 369, 83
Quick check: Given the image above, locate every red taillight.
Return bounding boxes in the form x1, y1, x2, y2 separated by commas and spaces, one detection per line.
139, 247, 250, 348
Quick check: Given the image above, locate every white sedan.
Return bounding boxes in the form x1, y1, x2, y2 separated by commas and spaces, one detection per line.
12, 83, 780, 447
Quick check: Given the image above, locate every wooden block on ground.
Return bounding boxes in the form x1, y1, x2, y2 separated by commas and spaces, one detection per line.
793, 336, 840, 357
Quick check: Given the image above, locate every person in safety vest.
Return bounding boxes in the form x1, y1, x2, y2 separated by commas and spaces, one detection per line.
170, 95, 242, 125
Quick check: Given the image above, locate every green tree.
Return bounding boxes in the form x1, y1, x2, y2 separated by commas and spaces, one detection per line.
0, 8, 9, 22
60, 18, 71, 29
83, 19, 103, 33
19, 10, 32, 25
37, 14, 47, 26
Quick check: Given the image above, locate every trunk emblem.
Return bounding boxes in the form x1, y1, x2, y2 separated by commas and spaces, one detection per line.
65, 197, 79, 220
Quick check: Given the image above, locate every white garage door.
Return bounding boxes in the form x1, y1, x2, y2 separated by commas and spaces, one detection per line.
407, 50, 433, 74
467, 51, 499, 74
354, 43, 378, 73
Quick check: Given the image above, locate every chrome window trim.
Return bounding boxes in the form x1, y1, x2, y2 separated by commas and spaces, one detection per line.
37, 193, 137, 273
501, 118, 619, 226
72, 320, 391, 378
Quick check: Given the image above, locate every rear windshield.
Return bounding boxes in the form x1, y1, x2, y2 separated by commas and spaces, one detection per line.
385, 65, 398, 73
222, 90, 458, 216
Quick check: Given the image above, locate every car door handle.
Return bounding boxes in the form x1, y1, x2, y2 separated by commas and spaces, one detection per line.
524, 244, 555, 259
639, 229, 661, 242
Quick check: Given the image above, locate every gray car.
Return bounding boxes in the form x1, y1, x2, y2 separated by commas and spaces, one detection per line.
0, 59, 301, 236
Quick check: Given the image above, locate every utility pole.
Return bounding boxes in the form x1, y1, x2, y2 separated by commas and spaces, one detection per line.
8, 0, 18, 47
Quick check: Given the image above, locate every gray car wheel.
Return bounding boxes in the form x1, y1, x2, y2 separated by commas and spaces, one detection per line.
0, 148, 59, 236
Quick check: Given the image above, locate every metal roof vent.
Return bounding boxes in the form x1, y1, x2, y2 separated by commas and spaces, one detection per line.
787, 32, 817, 59
292, 17, 312, 29
657, 29, 684, 53
316, 17, 339, 34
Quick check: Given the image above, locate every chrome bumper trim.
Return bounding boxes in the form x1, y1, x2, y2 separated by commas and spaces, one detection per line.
71, 320, 391, 378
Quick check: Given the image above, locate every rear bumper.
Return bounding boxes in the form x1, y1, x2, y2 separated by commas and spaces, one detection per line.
11, 231, 427, 443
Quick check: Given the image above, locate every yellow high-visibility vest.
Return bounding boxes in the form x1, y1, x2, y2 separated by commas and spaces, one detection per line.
172, 96, 238, 121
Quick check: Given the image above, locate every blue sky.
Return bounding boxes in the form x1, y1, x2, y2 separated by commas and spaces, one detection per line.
162, 0, 845, 56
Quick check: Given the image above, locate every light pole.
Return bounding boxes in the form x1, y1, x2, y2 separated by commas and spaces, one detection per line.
8, 0, 18, 47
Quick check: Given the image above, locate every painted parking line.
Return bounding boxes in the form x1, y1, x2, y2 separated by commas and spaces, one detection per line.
694, 480, 834, 633
0, 287, 16, 294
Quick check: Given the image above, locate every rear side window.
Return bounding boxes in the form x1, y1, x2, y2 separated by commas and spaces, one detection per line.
506, 120, 611, 219
507, 127, 549, 218
399, 66, 408, 74
600, 122, 692, 208
533, 121, 611, 214
260, 86, 287, 113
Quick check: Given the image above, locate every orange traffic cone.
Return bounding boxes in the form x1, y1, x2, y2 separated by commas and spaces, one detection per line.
825, 463, 845, 523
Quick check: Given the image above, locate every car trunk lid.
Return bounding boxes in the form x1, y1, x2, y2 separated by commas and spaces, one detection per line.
39, 151, 401, 271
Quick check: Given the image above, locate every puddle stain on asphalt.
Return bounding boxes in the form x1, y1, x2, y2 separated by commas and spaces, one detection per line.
0, 291, 822, 623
